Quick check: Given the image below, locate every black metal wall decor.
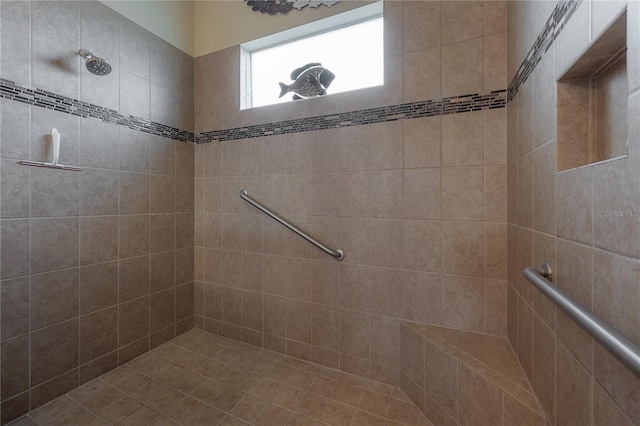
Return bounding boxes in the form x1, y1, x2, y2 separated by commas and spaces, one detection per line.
245, 0, 341, 15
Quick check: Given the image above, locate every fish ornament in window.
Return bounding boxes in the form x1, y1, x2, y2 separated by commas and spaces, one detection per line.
245, 0, 340, 15
278, 63, 336, 100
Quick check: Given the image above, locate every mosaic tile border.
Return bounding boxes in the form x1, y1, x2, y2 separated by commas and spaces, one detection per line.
196, 90, 507, 143
0, 78, 195, 143
0, 1, 578, 145
507, 0, 582, 101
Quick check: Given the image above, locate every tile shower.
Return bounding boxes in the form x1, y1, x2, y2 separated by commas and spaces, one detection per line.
0, 1, 638, 426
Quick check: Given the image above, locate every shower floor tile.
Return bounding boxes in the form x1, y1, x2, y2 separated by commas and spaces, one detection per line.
10, 329, 432, 426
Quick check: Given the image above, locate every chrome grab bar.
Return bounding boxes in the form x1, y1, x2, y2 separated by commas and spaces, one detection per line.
239, 189, 345, 261
524, 263, 640, 378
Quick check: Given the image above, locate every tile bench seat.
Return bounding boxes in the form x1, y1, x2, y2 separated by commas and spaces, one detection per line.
399, 322, 548, 426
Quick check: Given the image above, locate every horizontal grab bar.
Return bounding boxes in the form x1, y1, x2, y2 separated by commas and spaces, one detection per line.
524, 264, 640, 378
239, 189, 345, 261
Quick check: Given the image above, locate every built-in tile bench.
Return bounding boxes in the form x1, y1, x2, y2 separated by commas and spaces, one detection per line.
399, 322, 547, 426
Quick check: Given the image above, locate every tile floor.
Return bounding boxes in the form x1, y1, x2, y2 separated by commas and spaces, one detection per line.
8, 328, 433, 426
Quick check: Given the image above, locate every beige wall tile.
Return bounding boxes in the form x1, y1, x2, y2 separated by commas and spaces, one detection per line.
31, 269, 79, 330
262, 138, 287, 176
338, 218, 370, 265
484, 108, 507, 165
442, 38, 484, 98
149, 214, 175, 254
458, 364, 503, 425
286, 257, 312, 301
485, 165, 507, 222
403, 220, 441, 272
1, 277, 30, 340
515, 227, 533, 303
404, 48, 442, 103
593, 345, 640, 425
119, 256, 150, 302
241, 139, 263, 177
369, 170, 403, 218
403, 271, 442, 325
556, 238, 593, 308
339, 263, 370, 312
338, 172, 370, 218
485, 0, 506, 35
404, 116, 441, 169
403, 1, 441, 53
593, 381, 634, 426
370, 121, 403, 170
311, 260, 339, 306
507, 285, 518, 352
423, 339, 457, 419
532, 141, 556, 235
485, 222, 507, 279
1, 335, 30, 399
442, 221, 484, 277
532, 233, 556, 330
340, 309, 370, 359
484, 33, 507, 93
241, 290, 263, 331
517, 153, 534, 228
442, 1, 484, 45
442, 111, 484, 166
556, 342, 593, 426
119, 172, 149, 214
119, 297, 149, 346
404, 168, 441, 220
532, 316, 556, 424
484, 278, 506, 335
517, 297, 533, 381
592, 158, 640, 258
264, 295, 287, 337
370, 314, 399, 367
241, 214, 263, 253
119, 215, 149, 258
149, 137, 175, 176
287, 299, 312, 344
311, 304, 340, 351
337, 126, 371, 172
517, 79, 534, 157
442, 274, 484, 331
533, 53, 557, 149
31, 319, 79, 386
442, 166, 484, 220
593, 249, 640, 343
79, 307, 118, 364
30, 167, 79, 218
369, 219, 404, 269
31, 218, 79, 274
369, 267, 403, 318
222, 287, 242, 326
150, 251, 176, 293
80, 216, 118, 265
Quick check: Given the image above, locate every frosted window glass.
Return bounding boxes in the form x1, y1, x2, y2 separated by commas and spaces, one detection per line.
249, 17, 383, 108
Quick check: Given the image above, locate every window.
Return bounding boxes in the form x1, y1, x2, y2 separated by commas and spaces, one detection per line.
241, 2, 383, 109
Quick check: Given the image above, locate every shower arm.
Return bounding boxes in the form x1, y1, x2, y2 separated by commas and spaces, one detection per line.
239, 189, 345, 261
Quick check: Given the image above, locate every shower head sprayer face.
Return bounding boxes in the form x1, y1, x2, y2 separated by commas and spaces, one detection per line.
79, 49, 112, 76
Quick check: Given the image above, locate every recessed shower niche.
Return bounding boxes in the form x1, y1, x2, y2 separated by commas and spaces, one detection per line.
557, 10, 628, 171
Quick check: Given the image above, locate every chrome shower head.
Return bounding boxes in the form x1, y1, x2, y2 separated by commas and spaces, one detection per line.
79, 49, 112, 76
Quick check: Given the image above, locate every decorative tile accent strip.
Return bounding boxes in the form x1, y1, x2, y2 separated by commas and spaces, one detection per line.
0, 1, 579, 146
507, 0, 582, 101
0, 78, 195, 143
196, 90, 507, 143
